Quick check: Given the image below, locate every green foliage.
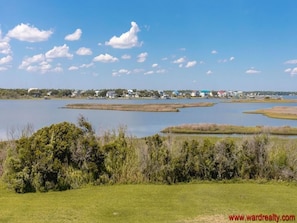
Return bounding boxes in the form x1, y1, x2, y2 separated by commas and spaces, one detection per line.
2, 119, 297, 193
3, 120, 104, 193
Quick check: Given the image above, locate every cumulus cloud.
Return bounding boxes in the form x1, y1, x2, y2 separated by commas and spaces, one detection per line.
0, 30, 11, 54
52, 66, 63, 73
0, 55, 12, 65
152, 63, 158, 68
137, 52, 148, 63
76, 47, 92, 55
211, 50, 218, 54
93, 53, 118, 63
105, 21, 142, 49
24, 60, 52, 74
206, 70, 213, 75
245, 68, 261, 74
144, 70, 154, 75
185, 61, 197, 68
230, 56, 235, 61
173, 57, 186, 64
290, 68, 297, 76
121, 54, 131, 60
284, 67, 297, 76
65, 29, 82, 41
45, 44, 73, 59
68, 66, 79, 71
284, 59, 297, 64
80, 63, 94, 68
156, 69, 166, 74
112, 69, 131, 77
19, 54, 45, 69
7, 23, 53, 42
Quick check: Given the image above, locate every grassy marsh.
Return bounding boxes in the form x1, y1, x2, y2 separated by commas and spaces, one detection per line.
64, 102, 214, 112
161, 123, 297, 135
244, 106, 297, 120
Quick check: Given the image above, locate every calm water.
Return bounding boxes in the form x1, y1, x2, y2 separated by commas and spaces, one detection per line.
1, 98, 297, 139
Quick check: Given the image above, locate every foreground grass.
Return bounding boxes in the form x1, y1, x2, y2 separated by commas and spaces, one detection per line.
64, 102, 214, 112
0, 181, 296, 223
161, 123, 297, 135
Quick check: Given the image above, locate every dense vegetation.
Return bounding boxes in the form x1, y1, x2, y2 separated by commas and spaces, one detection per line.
1, 118, 297, 193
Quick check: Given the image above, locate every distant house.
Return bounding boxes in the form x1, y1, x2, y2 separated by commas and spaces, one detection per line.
191, 91, 199, 97
199, 90, 211, 97
172, 90, 180, 97
106, 91, 117, 98
217, 90, 226, 97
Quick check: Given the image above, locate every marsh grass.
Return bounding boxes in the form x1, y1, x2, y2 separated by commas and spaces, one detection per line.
0, 181, 296, 223
245, 106, 297, 120
64, 102, 214, 112
161, 123, 297, 135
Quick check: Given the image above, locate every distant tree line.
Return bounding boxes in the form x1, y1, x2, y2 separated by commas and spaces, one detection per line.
1, 88, 296, 100
2, 118, 297, 193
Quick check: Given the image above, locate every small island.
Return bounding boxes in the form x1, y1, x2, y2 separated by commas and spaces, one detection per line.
64, 102, 215, 112
161, 123, 297, 135
244, 106, 297, 120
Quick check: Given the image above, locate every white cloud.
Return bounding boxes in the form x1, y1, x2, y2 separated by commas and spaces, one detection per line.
121, 54, 131, 60
173, 57, 186, 64
144, 70, 154, 75
156, 69, 166, 74
93, 53, 118, 63
19, 54, 45, 69
65, 29, 82, 41
185, 61, 197, 68
284, 59, 297, 64
76, 47, 92, 56
290, 67, 297, 76
152, 63, 158, 68
0, 35, 11, 54
137, 52, 148, 63
105, 21, 142, 49
68, 66, 79, 71
118, 69, 130, 74
284, 67, 297, 76
211, 50, 218, 54
0, 55, 12, 65
80, 63, 94, 68
206, 70, 213, 75
7, 23, 52, 42
245, 68, 261, 74
39, 61, 52, 73
45, 44, 73, 59
230, 56, 235, 61
52, 66, 63, 73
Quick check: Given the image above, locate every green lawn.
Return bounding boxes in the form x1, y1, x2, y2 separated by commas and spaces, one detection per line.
0, 181, 296, 223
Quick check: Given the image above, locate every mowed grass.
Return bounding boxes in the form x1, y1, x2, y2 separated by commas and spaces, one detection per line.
0, 181, 296, 223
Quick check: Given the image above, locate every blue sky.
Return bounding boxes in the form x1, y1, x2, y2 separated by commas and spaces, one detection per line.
0, 0, 297, 91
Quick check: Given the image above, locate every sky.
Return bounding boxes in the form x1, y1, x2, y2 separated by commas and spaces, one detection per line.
0, 0, 297, 91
